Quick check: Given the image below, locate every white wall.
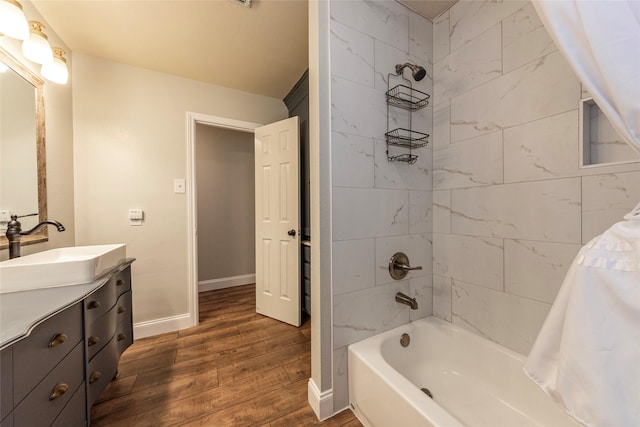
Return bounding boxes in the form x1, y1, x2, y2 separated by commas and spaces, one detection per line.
308, 1, 334, 418
431, 0, 640, 355
328, 0, 433, 411
72, 54, 287, 334
0, 1, 75, 260
196, 124, 255, 283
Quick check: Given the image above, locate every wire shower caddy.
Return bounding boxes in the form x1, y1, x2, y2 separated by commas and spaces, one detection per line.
385, 73, 430, 164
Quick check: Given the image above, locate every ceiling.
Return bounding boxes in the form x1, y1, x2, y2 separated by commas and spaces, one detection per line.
32, 0, 456, 100
402, 0, 457, 21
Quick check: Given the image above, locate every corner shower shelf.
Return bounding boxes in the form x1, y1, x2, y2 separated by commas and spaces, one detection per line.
386, 77, 430, 164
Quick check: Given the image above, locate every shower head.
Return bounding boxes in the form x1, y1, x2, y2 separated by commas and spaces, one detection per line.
395, 63, 426, 81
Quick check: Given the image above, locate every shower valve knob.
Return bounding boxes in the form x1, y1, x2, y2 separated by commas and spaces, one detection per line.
389, 252, 422, 280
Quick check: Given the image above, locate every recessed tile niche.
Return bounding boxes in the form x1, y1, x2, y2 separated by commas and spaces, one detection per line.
580, 98, 640, 167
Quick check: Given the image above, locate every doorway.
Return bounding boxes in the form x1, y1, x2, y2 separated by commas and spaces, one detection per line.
187, 113, 304, 327
186, 113, 262, 325
195, 123, 256, 297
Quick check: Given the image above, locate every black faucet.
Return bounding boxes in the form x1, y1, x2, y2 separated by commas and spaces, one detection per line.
5, 214, 65, 259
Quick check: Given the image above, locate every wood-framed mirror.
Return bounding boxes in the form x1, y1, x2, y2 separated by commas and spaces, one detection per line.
0, 47, 48, 249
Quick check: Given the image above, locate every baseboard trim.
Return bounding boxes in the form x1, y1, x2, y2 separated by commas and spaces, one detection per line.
133, 313, 192, 339
308, 379, 334, 421
198, 274, 256, 292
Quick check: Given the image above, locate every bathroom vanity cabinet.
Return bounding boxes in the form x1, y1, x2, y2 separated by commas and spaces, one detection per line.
0, 261, 134, 427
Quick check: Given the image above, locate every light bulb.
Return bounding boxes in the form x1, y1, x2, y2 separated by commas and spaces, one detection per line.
42, 47, 68, 84
22, 21, 53, 65
0, 0, 29, 40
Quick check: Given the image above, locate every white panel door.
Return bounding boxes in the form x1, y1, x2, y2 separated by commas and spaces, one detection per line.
255, 116, 301, 326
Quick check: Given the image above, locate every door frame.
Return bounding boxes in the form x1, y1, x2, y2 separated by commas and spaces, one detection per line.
186, 112, 263, 327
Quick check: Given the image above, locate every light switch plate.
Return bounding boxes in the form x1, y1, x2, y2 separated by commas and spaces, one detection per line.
129, 209, 143, 226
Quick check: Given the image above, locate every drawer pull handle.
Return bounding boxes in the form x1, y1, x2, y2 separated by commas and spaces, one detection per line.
48, 333, 68, 348
88, 336, 100, 346
88, 300, 101, 310
116, 279, 126, 286
49, 382, 69, 400
118, 306, 127, 314
89, 371, 102, 384
117, 333, 127, 341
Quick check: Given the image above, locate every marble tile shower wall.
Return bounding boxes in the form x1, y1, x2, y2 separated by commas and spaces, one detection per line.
432, 0, 640, 355
329, 0, 433, 410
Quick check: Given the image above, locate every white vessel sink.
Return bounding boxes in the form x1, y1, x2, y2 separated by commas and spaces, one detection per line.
0, 244, 126, 293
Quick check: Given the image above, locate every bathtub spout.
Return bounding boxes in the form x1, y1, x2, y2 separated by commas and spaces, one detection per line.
395, 292, 418, 310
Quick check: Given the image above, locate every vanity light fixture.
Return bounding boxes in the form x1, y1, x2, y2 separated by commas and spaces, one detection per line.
41, 47, 68, 84
0, 0, 29, 40
22, 20, 53, 65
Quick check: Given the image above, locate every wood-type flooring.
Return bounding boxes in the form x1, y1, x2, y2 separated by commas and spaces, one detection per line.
90, 284, 362, 426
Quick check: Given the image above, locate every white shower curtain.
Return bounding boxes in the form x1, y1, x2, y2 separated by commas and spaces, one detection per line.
526, 3, 640, 426
532, 0, 640, 154
524, 203, 640, 427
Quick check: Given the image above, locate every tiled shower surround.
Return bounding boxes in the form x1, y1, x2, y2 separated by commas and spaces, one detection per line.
431, 0, 640, 355
328, 0, 640, 413
329, 0, 434, 410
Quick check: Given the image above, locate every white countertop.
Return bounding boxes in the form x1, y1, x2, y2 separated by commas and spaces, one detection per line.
0, 259, 134, 350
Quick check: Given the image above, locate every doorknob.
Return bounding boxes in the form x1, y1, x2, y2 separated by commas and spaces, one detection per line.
288, 229, 297, 237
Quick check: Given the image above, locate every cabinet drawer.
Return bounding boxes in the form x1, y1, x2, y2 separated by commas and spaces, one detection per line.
13, 303, 83, 403
304, 295, 311, 314
14, 342, 84, 427
84, 268, 131, 325
1, 348, 12, 420
86, 305, 117, 361
51, 381, 86, 427
86, 291, 132, 361
303, 262, 311, 280
115, 291, 132, 328
87, 336, 119, 408
114, 267, 132, 299
116, 292, 133, 357
116, 318, 133, 357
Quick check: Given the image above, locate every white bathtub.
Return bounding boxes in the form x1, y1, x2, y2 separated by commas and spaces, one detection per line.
348, 317, 579, 427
